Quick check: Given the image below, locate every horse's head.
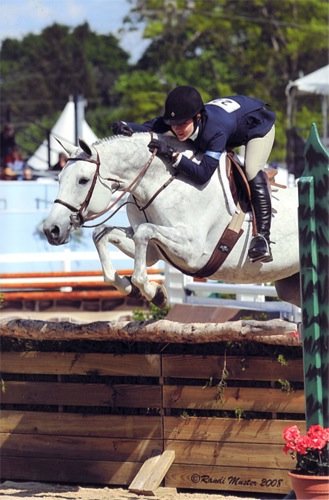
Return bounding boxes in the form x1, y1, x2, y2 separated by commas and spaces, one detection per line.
43, 137, 116, 245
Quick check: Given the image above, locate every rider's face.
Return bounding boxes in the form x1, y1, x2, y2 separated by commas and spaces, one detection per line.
171, 118, 194, 141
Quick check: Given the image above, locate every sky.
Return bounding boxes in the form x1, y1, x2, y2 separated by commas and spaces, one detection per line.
0, 0, 148, 62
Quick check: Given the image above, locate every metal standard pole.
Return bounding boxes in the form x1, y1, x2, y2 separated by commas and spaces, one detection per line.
74, 94, 85, 145
47, 129, 51, 169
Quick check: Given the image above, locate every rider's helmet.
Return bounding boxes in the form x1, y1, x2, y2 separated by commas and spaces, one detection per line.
163, 86, 204, 125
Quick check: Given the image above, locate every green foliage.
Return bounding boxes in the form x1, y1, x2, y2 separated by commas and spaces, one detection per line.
216, 362, 229, 404
234, 407, 245, 420
277, 354, 288, 366
0, 0, 327, 161
132, 303, 170, 321
277, 378, 293, 393
0, 22, 130, 154
128, 0, 328, 159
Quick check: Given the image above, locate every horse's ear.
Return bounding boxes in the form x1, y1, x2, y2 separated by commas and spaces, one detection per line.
79, 139, 92, 156
54, 136, 76, 156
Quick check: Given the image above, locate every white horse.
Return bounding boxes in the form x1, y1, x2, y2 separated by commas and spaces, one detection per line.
43, 133, 300, 308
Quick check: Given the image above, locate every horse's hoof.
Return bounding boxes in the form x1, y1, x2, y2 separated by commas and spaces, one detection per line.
126, 277, 143, 300
151, 285, 168, 309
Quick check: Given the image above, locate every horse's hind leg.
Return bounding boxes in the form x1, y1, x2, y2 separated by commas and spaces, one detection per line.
274, 273, 301, 307
93, 225, 135, 295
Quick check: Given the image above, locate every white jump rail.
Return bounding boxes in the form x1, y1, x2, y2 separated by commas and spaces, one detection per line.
165, 264, 301, 322
0, 250, 131, 272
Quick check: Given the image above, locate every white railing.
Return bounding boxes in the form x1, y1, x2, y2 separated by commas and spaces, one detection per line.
0, 249, 133, 273
0, 251, 300, 321
164, 265, 301, 322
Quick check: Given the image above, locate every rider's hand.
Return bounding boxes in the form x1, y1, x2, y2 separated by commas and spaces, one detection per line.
148, 138, 177, 164
112, 121, 134, 136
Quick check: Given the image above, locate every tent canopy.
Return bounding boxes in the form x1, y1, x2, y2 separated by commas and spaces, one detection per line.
286, 65, 329, 141
286, 65, 329, 97
28, 98, 98, 170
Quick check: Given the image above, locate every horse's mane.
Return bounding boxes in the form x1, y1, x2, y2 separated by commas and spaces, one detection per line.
92, 133, 195, 157
92, 132, 151, 148
93, 135, 121, 147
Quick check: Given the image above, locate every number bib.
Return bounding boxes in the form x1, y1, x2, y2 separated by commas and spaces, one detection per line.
207, 98, 241, 113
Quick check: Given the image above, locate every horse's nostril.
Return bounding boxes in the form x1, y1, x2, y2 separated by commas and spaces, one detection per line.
44, 224, 60, 243
51, 225, 60, 238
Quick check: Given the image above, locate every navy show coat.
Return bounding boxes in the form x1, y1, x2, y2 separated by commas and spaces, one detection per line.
127, 95, 275, 185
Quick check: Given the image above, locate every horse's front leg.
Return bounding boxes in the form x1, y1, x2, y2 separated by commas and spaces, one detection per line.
93, 225, 136, 295
132, 223, 191, 306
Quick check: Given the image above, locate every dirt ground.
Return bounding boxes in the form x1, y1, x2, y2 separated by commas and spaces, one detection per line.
0, 481, 275, 500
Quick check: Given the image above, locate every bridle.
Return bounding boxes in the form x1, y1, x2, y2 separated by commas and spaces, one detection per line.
53, 140, 170, 229
54, 152, 104, 228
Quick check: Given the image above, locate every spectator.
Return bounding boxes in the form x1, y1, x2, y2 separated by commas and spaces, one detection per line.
4, 145, 26, 180
51, 152, 68, 171
0, 122, 16, 162
0, 164, 18, 180
22, 166, 37, 181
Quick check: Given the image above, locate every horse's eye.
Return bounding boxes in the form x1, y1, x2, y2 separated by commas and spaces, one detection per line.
79, 178, 89, 185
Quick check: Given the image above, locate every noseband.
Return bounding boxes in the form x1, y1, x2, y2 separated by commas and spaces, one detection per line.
54, 152, 104, 228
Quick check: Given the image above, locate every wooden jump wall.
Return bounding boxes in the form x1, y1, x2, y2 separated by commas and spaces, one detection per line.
0, 318, 303, 496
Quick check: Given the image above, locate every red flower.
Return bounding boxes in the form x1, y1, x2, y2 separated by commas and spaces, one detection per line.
283, 425, 301, 445
282, 424, 329, 476
307, 424, 329, 450
295, 435, 313, 455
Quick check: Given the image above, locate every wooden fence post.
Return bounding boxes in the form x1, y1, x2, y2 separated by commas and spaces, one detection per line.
298, 123, 329, 428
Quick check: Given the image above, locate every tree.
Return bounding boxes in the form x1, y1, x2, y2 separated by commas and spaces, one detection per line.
122, 0, 328, 159
0, 23, 130, 154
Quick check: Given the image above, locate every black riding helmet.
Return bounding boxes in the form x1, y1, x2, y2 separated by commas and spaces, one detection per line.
163, 86, 204, 125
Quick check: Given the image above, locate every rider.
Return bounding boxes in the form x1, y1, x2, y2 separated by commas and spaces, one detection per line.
112, 86, 275, 263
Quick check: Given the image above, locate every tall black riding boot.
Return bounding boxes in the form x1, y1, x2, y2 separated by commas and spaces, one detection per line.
248, 171, 273, 263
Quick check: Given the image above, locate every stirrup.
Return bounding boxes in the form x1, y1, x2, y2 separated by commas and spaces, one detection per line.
248, 234, 273, 263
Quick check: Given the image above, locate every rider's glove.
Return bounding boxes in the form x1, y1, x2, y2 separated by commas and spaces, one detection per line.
112, 121, 134, 136
148, 138, 178, 164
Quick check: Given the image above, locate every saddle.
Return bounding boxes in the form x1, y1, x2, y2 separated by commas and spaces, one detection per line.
225, 151, 285, 214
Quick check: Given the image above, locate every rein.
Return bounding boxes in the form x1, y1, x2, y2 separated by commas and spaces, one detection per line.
53, 135, 174, 228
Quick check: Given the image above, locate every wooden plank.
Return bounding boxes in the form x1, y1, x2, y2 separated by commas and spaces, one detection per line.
1, 280, 115, 289
0, 411, 162, 439
163, 385, 305, 413
2, 290, 125, 301
164, 440, 291, 469
2, 381, 161, 408
1, 433, 162, 462
1, 352, 161, 377
1, 268, 161, 279
1, 278, 162, 290
162, 355, 303, 382
1, 456, 139, 485
1, 270, 106, 279
164, 416, 306, 443
129, 450, 175, 495
165, 464, 290, 494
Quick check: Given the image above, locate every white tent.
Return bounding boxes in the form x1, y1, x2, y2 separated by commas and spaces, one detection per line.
28, 98, 98, 170
286, 65, 329, 141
